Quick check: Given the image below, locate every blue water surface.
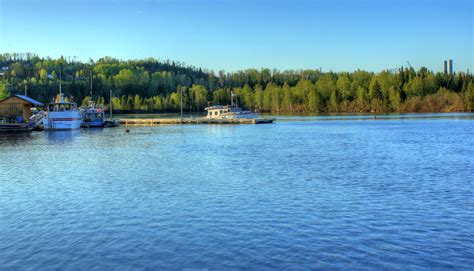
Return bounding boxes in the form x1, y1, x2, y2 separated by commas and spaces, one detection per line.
1, 114, 473, 270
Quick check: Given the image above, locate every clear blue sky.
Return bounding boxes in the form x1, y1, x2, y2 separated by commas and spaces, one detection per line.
0, 0, 472, 72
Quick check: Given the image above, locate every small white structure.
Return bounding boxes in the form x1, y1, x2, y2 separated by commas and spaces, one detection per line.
205, 92, 257, 119
205, 105, 226, 119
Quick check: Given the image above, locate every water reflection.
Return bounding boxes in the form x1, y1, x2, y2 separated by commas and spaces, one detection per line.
45, 130, 81, 143
1, 115, 473, 270
272, 112, 474, 122
0, 132, 36, 147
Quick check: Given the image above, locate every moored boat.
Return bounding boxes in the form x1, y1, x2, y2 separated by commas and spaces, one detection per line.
205, 92, 258, 119
43, 94, 82, 130
80, 102, 105, 128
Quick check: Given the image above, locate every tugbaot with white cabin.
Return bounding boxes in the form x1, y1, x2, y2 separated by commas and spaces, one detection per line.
205, 92, 258, 119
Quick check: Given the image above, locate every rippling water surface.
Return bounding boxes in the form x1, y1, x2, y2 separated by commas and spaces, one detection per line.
1, 114, 473, 270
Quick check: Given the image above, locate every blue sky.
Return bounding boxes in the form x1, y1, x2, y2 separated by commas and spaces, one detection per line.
0, 0, 472, 72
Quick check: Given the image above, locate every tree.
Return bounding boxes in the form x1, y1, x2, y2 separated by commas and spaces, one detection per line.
271, 84, 283, 112
81, 96, 91, 106
423, 74, 438, 95
307, 89, 324, 112
388, 86, 401, 111
190, 84, 208, 111
356, 86, 369, 111
152, 96, 163, 111
328, 89, 339, 112
466, 82, 474, 111
112, 96, 122, 110
212, 88, 226, 105
0, 80, 8, 100
241, 84, 254, 110
404, 76, 423, 97
114, 69, 135, 91
337, 74, 352, 101
262, 85, 272, 111
369, 79, 383, 101
254, 84, 264, 111
282, 82, 293, 112
39, 68, 47, 81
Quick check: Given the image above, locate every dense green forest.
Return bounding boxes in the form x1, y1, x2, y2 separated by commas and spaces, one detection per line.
1, 53, 473, 113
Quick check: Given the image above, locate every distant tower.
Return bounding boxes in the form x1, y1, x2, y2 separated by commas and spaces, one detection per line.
443, 60, 448, 74
448, 59, 453, 75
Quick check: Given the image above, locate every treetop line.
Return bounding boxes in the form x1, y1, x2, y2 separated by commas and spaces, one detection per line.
0, 53, 473, 113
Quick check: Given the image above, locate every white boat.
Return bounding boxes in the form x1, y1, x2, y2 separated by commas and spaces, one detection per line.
43, 94, 82, 130
205, 92, 258, 119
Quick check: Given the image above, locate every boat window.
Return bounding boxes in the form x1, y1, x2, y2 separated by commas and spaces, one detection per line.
220, 110, 223, 114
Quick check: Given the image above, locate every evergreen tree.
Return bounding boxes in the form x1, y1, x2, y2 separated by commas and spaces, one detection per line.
466, 82, 474, 111
0, 80, 8, 100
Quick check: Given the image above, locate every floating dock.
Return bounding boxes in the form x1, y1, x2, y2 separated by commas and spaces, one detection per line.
118, 118, 275, 125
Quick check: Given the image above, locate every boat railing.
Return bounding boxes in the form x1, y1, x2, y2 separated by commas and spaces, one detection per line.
30, 111, 44, 124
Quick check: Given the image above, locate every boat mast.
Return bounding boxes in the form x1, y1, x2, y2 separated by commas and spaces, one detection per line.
90, 69, 93, 98
59, 67, 62, 96
231, 91, 237, 107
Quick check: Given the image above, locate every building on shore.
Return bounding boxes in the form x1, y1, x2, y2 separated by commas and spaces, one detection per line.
0, 94, 44, 132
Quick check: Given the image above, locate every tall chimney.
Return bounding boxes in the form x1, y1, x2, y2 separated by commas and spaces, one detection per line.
443, 60, 448, 74
448, 59, 453, 75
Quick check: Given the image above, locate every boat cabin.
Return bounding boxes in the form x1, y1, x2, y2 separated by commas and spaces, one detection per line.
47, 102, 78, 112
205, 105, 229, 119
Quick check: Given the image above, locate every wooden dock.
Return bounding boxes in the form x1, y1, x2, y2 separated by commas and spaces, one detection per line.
118, 118, 275, 125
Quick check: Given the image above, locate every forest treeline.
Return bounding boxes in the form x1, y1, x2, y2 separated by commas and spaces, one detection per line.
1, 53, 473, 113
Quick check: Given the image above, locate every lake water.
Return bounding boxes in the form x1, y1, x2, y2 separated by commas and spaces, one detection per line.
1, 113, 473, 270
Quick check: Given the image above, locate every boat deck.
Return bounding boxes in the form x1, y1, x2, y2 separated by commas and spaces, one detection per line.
118, 118, 275, 125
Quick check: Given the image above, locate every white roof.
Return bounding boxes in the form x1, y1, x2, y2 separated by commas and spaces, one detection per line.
204, 105, 226, 110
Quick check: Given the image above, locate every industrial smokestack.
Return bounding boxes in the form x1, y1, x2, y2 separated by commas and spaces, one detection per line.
448, 59, 453, 75
443, 60, 448, 74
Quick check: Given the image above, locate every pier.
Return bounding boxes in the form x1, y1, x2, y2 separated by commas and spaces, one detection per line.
118, 118, 275, 125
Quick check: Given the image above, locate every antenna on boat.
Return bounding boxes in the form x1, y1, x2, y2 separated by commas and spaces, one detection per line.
59, 67, 62, 96
90, 69, 93, 98
231, 91, 237, 107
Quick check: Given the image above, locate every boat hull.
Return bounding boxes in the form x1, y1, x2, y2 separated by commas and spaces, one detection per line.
44, 119, 82, 130
44, 115, 82, 130
222, 112, 258, 119
81, 120, 105, 128
0, 123, 34, 132
80, 107, 105, 128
